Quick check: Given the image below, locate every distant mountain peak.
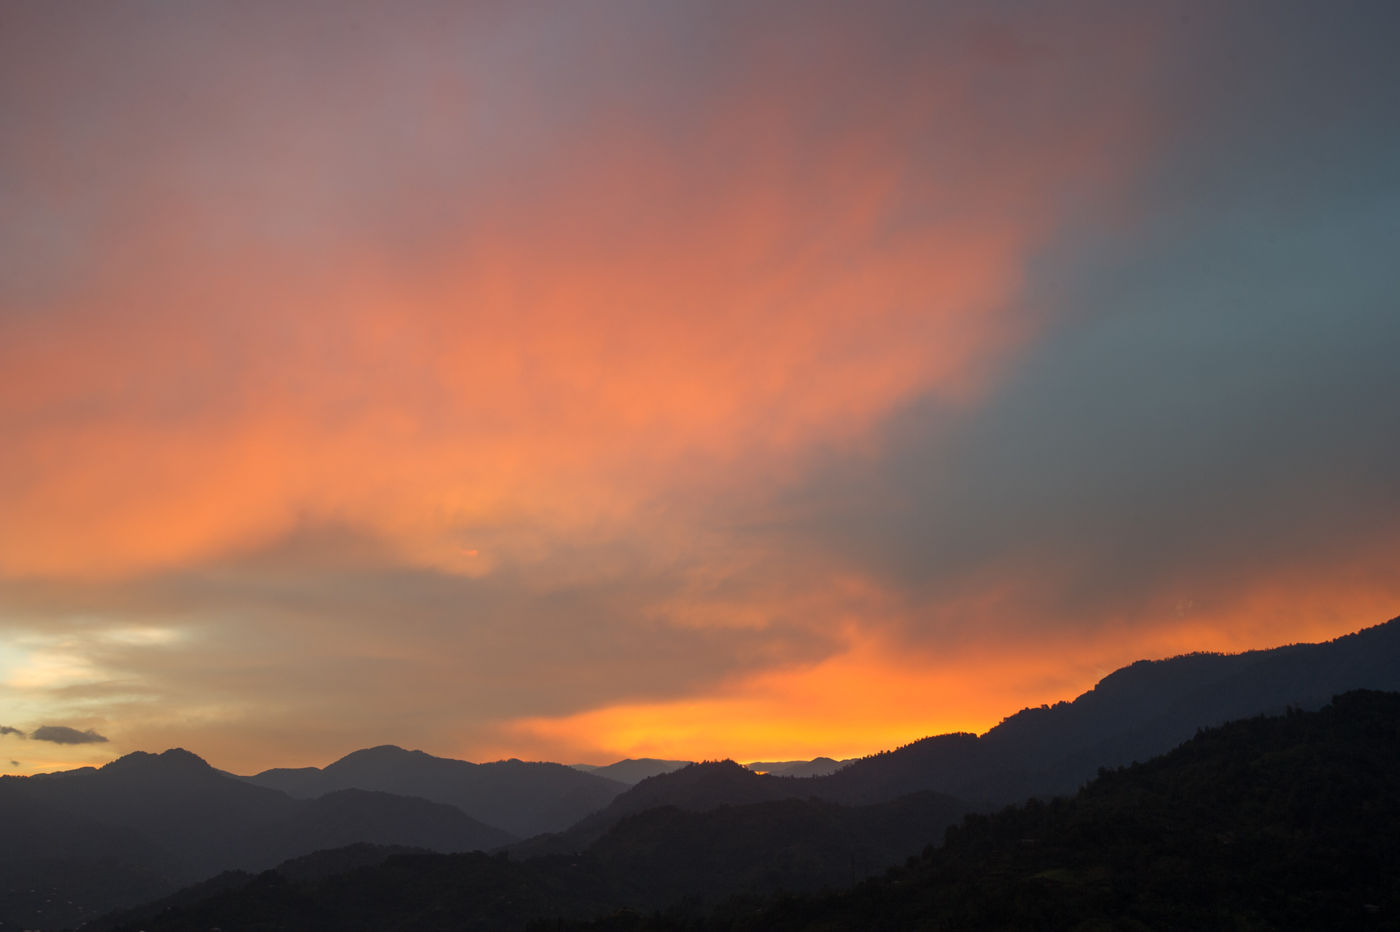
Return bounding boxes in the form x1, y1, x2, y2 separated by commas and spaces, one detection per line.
325, 745, 447, 773
343, 744, 413, 758
102, 747, 213, 773
569, 757, 693, 784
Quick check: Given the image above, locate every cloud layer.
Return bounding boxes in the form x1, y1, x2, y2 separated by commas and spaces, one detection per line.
2, 2, 1397, 773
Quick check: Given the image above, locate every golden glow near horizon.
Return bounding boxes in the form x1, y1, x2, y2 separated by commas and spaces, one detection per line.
2, 4, 1399, 776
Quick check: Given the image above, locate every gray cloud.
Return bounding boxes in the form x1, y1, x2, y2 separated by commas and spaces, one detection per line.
767, 5, 1400, 642
0, 520, 842, 764
786, 206, 1400, 632
0, 725, 23, 737
31, 726, 109, 745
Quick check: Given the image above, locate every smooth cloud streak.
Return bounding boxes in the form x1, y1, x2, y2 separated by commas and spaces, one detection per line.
30, 725, 110, 746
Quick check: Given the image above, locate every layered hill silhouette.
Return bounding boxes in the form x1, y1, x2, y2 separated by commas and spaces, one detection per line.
517, 614, 1400, 856
246, 744, 626, 837
0, 749, 513, 931
663, 689, 1400, 931
94, 787, 971, 931
804, 614, 1400, 807
565, 757, 851, 783
510, 759, 858, 857
744, 756, 852, 777
969, 611, 1400, 801
569, 758, 691, 784
93, 691, 1400, 931
16, 613, 1400, 931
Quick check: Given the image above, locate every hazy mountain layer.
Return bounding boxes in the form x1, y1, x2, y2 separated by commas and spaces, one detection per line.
743, 757, 852, 777
247, 744, 627, 837
569, 759, 692, 784
0, 749, 513, 931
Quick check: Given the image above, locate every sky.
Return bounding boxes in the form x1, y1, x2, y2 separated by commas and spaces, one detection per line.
2, 1, 1398, 776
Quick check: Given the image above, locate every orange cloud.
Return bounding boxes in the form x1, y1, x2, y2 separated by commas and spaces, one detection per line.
16, 5, 1346, 781
495, 579, 1399, 766
0, 7, 1163, 582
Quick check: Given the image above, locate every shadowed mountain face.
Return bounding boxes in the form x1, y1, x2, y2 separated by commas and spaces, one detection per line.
0, 749, 514, 931
246, 745, 628, 837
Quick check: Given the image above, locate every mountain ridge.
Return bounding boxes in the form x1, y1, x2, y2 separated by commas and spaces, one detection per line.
92, 690, 1400, 931
13, 613, 1400, 930
0, 748, 516, 930
518, 614, 1400, 852
244, 743, 628, 838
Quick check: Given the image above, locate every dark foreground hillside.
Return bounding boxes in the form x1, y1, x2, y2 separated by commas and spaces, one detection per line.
571, 689, 1400, 931
95, 789, 969, 931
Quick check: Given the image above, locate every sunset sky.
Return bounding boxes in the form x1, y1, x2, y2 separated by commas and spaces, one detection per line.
3, 2, 1398, 776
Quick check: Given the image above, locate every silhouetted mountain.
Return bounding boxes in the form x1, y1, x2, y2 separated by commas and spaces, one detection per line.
603, 760, 789, 813
744, 757, 852, 777
10, 748, 300, 880
31, 615, 1400, 930
632, 690, 1400, 931
0, 749, 514, 931
247, 744, 627, 837
513, 760, 816, 857
245, 788, 515, 865
102, 692, 1400, 931
766, 616, 1400, 809
520, 616, 1400, 855
570, 758, 692, 784
969, 612, 1400, 802
583, 790, 968, 905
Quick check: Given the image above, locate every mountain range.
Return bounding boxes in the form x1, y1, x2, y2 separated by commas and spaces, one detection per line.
669, 688, 1400, 931
0, 749, 512, 930
743, 756, 853, 778
515, 614, 1400, 858
93, 690, 1400, 931
569, 759, 691, 784
5, 613, 1397, 931
245, 745, 626, 837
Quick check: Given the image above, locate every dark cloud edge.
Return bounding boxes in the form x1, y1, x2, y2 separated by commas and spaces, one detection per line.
28, 725, 110, 745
